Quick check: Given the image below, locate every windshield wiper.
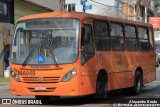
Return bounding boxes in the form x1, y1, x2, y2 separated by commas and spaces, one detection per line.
22, 33, 44, 66
22, 45, 38, 66
48, 35, 59, 67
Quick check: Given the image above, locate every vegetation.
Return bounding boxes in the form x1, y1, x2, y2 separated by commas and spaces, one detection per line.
0, 77, 10, 82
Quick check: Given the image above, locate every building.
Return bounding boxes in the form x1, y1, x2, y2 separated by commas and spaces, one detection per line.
65, 0, 118, 17
24, 0, 66, 11
65, 0, 154, 23
123, 1, 135, 20
0, 0, 65, 76
132, 0, 154, 23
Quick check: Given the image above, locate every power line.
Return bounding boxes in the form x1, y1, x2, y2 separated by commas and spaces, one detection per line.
89, 0, 116, 7
88, 2, 127, 17
89, 0, 137, 8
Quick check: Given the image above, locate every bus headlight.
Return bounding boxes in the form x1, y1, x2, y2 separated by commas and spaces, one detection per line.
10, 70, 21, 82
62, 67, 77, 82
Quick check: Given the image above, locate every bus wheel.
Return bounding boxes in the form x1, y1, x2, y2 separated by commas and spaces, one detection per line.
95, 74, 108, 99
133, 71, 142, 95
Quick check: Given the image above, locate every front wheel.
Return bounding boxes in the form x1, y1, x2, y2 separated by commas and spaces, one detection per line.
133, 71, 143, 95
95, 74, 108, 99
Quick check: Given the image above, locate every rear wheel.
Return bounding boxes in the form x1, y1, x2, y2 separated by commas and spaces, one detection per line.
95, 74, 108, 99
133, 71, 142, 95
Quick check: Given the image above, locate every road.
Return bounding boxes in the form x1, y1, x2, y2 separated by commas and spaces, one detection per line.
1, 68, 160, 107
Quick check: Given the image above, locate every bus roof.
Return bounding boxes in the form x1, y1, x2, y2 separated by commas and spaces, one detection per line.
18, 11, 152, 27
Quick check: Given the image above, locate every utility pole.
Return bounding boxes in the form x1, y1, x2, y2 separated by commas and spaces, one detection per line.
145, 1, 148, 23
135, 0, 140, 21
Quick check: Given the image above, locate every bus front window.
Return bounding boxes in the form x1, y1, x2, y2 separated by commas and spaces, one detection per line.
11, 19, 79, 65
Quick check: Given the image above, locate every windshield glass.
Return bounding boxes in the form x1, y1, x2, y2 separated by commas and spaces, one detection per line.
11, 18, 79, 65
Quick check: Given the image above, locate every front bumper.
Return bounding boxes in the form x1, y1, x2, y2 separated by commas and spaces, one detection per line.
10, 77, 79, 96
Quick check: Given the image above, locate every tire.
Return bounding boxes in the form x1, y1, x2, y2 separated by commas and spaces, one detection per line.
133, 71, 142, 95
95, 74, 108, 99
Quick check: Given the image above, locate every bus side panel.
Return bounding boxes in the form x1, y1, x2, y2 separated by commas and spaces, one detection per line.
136, 51, 156, 84
79, 59, 98, 96
99, 51, 134, 91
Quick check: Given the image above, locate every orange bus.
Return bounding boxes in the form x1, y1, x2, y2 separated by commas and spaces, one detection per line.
10, 11, 156, 100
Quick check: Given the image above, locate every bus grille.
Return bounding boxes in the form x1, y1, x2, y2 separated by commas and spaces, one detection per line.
22, 77, 60, 83
27, 87, 56, 92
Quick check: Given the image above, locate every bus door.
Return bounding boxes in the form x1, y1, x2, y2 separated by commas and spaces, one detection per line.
80, 20, 98, 95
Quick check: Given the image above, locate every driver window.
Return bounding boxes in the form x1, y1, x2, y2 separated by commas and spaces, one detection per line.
81, 24, 95, 65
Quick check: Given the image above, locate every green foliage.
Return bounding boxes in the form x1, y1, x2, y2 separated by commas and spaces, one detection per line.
0, 77, 10, 82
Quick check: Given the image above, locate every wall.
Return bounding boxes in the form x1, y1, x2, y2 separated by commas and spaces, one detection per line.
0, 23, 6, 76
123, 2, 135, 20
14, 0, 51, 23
25, 0, 65, 11
0, 0, 52, 76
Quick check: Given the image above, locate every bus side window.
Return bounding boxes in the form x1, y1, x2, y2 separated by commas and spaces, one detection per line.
81, 24, 95, 65
110, 23, 125, 51
138, 27, 150, 51
94, 20, 110, 51
125, 25, 137, 51
149, 28, 154, 51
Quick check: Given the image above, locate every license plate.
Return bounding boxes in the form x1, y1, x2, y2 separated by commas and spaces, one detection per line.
35, 86, 46, 91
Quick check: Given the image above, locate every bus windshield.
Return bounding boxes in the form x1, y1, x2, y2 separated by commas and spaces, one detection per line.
11, 18, 79, 65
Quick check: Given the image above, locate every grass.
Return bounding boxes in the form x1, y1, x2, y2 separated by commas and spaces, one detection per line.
0, 77, 10, 82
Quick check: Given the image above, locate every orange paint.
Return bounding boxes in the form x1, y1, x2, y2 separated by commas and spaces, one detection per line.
10, 11, 156, 97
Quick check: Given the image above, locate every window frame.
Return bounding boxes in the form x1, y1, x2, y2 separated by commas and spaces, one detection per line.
137, 26, 150, 51
124, 24, 138, 51
110, 22, 125, 51
148, 28, 154, 51
93, 20, 111, 51
81, 24, 95, 65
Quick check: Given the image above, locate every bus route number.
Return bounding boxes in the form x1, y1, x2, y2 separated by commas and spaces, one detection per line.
17, 70, 35, 76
